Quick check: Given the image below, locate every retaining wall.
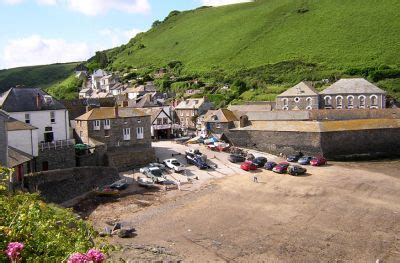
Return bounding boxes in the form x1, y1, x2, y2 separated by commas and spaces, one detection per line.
24, 166, 119, 204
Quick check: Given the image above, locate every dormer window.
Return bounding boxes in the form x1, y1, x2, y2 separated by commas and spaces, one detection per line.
43, 95, 53, 104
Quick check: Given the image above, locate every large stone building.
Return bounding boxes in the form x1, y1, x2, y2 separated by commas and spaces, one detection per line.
276, 82, 319, 110
320, 78, 386, 109
175, 98, 213, 130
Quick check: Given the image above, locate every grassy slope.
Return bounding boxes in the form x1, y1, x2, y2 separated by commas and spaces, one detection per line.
110, 0, 400, 72
0, 63, 79, 93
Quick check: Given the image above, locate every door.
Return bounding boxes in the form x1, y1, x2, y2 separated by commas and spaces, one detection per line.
42, 161, 49, 171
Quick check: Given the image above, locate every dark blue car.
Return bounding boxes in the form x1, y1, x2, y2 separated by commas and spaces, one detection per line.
186, 155, 209, 169
264, 161, 277, 170
298, 156, 312, 165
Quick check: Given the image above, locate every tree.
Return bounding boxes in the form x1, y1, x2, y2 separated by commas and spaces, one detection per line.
152, 20, 162, 28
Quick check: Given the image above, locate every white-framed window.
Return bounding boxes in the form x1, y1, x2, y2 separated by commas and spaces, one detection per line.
138, 119, 142, 123
136, 127, 144, 139
25, 113, 30, 124
180, 111, 183, 117
358, 95, 366, 108
294, 97, 300, 103
123, 128, 131, 141
50, 111, 55, 123
306, 106, 312, 110
370, 95, 378, 108
282, 98, 288, 106
283, 106, 289, 111
336, 96, 343, 109
324, 96, 332, 107
93, 120, 101, 130
104, 119, 111, 130
306, 97, 312, 105
347, 95, 354, 108
192, 111, 195, 116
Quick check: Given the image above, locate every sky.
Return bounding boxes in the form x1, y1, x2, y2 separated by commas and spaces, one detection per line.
0, 0, 252, 69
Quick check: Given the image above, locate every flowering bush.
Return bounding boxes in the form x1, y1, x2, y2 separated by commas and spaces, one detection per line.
0, 193, 98, 262
86, 249, 105, 263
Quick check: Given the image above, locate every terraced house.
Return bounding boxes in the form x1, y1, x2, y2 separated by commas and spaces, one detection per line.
175, 98, 213, 130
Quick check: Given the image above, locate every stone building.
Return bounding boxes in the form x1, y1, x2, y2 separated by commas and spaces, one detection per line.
0, 110, 8, 167
276, 82, 319, 110
175, 98, 213, 130
319, 78, 386, 109
142, 107, 177, 139
75, 106, 155, 170
203, 109, 238, 135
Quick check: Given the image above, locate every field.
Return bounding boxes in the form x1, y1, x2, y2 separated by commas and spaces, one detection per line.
77, 141, 400, 262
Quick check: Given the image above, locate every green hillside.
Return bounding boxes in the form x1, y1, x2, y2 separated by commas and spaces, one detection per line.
108, 0, 400, 72
0, 63, 79, 93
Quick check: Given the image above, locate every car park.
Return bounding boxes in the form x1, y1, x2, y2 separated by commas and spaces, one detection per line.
310, 156, 327, 166
252, 156, 268, 168
137, 176, 155, 188
240, 161, 258, 171
298, 156, 312, 165
272, 162, 290, 174
288, 165, 307, 176
228, 154, 246, 163
264, 161, 277, 170
163, 158, 185, 173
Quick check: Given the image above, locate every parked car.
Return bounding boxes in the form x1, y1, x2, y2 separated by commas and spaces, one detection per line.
310, 156, 327, 166
272, 162, 290, 174
109, 179, 129, 190
186, 153, 209, 169
149, 163, 166, 170
288, 165, 307, 176
137, 176, 155, 188
163, 159, 185, 173
140, 167, 166, 184
240, 161, 258, 171
287, 152, 304, 162
264, 161, 277, 170
252, 157, 268, 168
298, 156, 312, 165
228, 154, 246, 163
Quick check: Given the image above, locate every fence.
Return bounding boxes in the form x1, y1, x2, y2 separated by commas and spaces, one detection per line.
39, 139, 75, 151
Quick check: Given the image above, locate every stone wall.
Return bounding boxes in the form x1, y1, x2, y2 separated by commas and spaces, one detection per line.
36, 146, 76, 171
24, 166, 119, 204
106, 146, 155, 171
0, 112, 7, 167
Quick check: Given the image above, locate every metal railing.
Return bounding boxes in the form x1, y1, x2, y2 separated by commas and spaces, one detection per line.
39, 139, 75, 151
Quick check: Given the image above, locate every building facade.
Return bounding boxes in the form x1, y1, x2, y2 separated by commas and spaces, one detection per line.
276, 82, 320, 110
203, 109, 238, 135
175, 98, 213, 130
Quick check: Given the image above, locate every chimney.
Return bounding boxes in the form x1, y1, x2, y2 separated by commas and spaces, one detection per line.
36, 93, 42, 110
114, 104, 119, 118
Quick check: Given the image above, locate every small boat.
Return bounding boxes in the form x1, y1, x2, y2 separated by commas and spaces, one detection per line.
94, 186, 119, 196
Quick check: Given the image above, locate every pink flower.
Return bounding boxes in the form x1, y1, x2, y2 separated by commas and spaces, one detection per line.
6, 242, 24, 261
67, 253, 90, 263
86, 249, 105, 263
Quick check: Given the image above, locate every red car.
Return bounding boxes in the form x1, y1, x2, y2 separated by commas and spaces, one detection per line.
240, 161, 258, 171
272, 162, 290, 174
310, 157, 327, 166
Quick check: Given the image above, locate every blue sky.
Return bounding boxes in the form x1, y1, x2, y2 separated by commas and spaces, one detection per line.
0, 0, 251, 69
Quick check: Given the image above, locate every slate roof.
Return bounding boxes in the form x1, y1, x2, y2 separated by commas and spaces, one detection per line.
75, 107, 147, 121
0, 87, 66, 112
277, 82, 318, 97
8, 146, 33, 167
7, 117, 37, 131
175, 98, 206, 109
320, 78, 386, 95
141, 107, 171, 123
204, 109, 238, 123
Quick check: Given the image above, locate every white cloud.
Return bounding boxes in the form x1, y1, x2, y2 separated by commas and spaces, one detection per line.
99, 28, 143, 47
200, 0, 253, 6
2, 0, 151, 15
1, 35, 94, 69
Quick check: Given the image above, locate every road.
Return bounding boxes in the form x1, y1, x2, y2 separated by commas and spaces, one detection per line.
82, 141, 400, 262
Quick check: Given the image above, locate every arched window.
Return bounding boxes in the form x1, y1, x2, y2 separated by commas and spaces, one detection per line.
283, 106, 289, 111
336, 96, 343, 109
358, 95, 366, 108
370, 95, 378, 108
306, 97, 312, 105
347, 95, 354, 108
306, 106, 312, 110
324, 96, 332, 108
282, 98, 288, 106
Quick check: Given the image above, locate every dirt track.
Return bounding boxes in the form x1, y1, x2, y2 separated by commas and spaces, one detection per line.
83, 142, 400, 262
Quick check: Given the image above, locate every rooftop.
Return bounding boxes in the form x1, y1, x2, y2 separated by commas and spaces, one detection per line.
204, 109, 238, 123
75, 107, 148, 121
7, 117, 38, 131
175, 98, 206, 109
320, 78, 386, 95
277, 82, 319, 97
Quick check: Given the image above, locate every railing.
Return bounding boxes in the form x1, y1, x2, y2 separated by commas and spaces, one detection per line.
39, 139, 75, 151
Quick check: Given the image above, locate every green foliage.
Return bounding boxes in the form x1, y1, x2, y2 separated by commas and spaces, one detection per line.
377, 78, 400, 100
86, 51, 108, 72
0, 63, 77, 93
47, 74, 83, 99
152, 20, 162, 28
0, 193, 97, 262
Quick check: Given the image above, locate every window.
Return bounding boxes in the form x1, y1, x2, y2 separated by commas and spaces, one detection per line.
104, 119, 111, 130
370, 95, 378, 107
306, 106, 313, 110
157, 118, 162, 125
306, 97, 312, 106
192, 111, 195, 116
186, 112, 189, 117
104, 130, 110, 137
336, 96, 343, 109
94, 120, 101, 130
138, 119, 141, 124
294, 97, 300, 103
25, 114, 30, 124
163, 117, 168, 124
324, 96, 332, 106
50, 111, 55, 123
283, 106, 289, 111
216, 123, 221, 129
136, 127, 144, 139
123, 128, 131, 141
347, 96, 354, 108
282, 98, 288, 106
359, 96, 366, 108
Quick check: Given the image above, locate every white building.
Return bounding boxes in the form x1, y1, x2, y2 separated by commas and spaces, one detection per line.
7, 117, 39, 157
91, 69, 108, 90
0, 87, 70, 143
